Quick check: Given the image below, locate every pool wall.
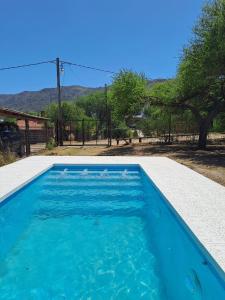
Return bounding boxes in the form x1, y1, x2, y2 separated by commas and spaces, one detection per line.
141, 168, 225, 299
0, 170, 49, 261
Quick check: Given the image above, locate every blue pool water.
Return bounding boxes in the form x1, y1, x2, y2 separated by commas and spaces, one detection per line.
0, 165, 225, 299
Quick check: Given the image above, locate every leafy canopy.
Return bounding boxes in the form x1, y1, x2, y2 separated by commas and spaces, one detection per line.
46, 102, 86, 124
177, 0, 225, 113
110, 70, 148, 123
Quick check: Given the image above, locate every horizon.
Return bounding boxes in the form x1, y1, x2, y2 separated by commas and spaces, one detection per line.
0, 78, 167, 95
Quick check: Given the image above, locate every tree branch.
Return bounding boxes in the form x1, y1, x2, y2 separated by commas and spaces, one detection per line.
142, 95, 202, 120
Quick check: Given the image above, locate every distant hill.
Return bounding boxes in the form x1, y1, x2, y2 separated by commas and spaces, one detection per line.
0, 85, 103, 112
0, 79, 166, 112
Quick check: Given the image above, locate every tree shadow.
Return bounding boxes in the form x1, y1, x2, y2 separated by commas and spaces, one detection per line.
173, 148, 225, 168
99, 143, 225, 168
98, 145, 138, 156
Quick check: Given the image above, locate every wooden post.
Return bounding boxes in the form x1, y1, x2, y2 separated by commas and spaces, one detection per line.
44, 120, 48, 147
108, 108, 112, 147
82, 119, 85, 146
96, 120, 98, 145
25, 118, 30, 156
56, 57, 63, 146
105, 84, 111, 147
168, 113, 172, 144
69, 121, 72, 145
55, 121, 58, 145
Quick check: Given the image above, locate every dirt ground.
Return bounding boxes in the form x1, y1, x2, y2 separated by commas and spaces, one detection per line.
39, 143, 225, 187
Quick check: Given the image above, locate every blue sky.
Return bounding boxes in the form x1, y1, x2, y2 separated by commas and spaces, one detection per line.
0, 0, 204, 94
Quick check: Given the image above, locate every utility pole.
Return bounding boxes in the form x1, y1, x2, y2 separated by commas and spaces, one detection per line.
105, 84, 109, 145
105, 84, 112, 146
105, 84, 108, 110
56, 57, 63, 146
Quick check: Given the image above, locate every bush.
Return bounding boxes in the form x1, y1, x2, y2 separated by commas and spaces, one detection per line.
46, 138, 56, 150
112, 127, 132, 139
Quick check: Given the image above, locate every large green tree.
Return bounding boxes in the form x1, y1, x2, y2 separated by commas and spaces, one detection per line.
76, 91, 107, 120
110, 70, 148, 125
177, 0, 225, 148
148, 0, 225, 148
46, 101, 86, 125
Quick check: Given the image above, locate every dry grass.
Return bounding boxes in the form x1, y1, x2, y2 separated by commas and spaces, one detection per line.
0, 151, 17, 167
37, 143, 225, 187
37, 146, 105, 156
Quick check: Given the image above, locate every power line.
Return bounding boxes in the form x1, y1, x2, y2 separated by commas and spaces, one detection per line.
62, 60, 117, 74
0, 58, 117, 74
0, 60, 55, 71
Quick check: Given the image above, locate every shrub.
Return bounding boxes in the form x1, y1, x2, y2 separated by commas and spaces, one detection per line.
46, 138, 56, 150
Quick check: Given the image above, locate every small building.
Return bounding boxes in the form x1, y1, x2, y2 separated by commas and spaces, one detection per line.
0, 107, 51, 156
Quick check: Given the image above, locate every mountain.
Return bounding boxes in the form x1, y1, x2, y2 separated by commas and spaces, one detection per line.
0, 79, 166, 112
0, 85, 103, 112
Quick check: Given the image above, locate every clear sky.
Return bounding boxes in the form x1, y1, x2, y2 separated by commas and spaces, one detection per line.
0, 0, 205, 94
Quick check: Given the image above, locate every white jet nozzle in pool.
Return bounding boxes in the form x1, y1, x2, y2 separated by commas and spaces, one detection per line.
60, 168, 68, 177
100, 169, 108, 177
122, 169, 128, 178
81, 168, 88, 176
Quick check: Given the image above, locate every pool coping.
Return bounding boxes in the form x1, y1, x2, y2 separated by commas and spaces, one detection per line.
1, 155, 225, 276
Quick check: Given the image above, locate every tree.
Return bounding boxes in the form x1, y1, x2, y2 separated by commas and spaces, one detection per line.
147, 0, 225, 149
76, 91, 107, 120
110, 70, 148, 125
176, 0, 225, 148
46, 101, 99, 141
213, 112, 225, 131
46, 101, 87, 125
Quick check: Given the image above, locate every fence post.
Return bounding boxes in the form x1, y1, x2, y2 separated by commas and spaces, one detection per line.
44, 120, 48, 147
96, 120, 98, 145
82, 119, 85, 146
55, 121, 59, 145
25, 118, 30, 156
69, 121, 72, 145
108, 108, 112, 147
168, 113, 172, 144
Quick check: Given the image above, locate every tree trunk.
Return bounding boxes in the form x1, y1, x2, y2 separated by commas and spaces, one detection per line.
197, 104, 222, 149
198, 122, 208, 149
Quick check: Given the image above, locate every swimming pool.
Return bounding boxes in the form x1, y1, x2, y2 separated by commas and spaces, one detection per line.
0, 164, 224, 299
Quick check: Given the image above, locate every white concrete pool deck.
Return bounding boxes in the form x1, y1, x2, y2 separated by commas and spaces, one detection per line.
0, 156, 225, 276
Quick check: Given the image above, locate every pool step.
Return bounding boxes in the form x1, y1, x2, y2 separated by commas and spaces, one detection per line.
34, 205, 145, 219
39, 187, 144, 198
42, 180, 142, 188
40, 184, 143, 193
46, 174, 142, 181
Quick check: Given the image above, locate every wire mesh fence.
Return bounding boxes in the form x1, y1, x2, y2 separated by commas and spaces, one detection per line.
62, 119, 111, 146
56, 113, 225, 147
111, 116, 225, 146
